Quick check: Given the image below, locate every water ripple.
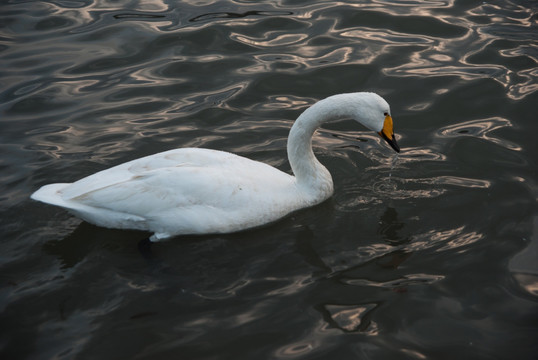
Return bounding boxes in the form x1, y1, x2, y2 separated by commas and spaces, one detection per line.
343, 273, 445, 288
321, 225, 485, 273
323, 303, 378, 332
190, 10, 293, 23
437, 117, 521, 151
2, 0, 537, 358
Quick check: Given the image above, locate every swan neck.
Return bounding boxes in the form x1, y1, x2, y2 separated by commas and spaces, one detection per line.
287, 96, 355, 196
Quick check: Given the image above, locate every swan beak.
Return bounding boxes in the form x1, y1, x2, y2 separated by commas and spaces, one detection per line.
378, 115, 400, 153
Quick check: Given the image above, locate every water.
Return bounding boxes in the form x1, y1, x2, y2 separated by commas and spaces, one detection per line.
1, 0, 537, 359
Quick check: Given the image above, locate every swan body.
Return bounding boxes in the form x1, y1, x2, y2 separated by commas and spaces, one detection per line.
31, 92, 400, 241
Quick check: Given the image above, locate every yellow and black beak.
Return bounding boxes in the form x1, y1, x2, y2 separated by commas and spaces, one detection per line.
378, 115, 400, 153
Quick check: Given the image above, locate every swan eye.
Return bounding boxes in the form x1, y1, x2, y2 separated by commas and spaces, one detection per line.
384, 112, 388, 116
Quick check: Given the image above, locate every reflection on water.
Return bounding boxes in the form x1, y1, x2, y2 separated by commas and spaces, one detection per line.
344, 273, 445, 289
191, 10, 293, 22
437, 117, 521, 151
1, 0, 537, 359
324, 303, 378, 332
377, 207, 407, 245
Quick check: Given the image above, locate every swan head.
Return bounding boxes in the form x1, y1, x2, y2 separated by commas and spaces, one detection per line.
351, 92, 400, 153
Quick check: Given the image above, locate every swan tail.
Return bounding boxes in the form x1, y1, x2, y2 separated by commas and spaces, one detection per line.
31, 183, 150, 230
31, 183, 72, 207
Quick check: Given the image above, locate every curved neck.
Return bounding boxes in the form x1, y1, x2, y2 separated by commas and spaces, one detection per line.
287, 94, 358, 196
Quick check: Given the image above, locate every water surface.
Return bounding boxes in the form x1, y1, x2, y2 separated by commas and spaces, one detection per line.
1, 0, 537, 359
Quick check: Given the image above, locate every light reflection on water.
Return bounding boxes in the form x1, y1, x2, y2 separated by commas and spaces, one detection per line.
1, 0, 537, 359
437, 117, 522, 151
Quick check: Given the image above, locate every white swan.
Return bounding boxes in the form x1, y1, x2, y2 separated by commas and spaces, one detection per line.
31, 92, 400, 241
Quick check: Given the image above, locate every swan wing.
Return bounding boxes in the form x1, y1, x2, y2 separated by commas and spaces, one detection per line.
60, 148, 221, 199
50, 148, 298, 235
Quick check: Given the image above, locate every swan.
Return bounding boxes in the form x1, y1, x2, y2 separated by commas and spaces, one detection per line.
31, 92, 400, 241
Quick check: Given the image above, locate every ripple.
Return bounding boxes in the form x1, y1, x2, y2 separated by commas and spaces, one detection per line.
319, 224, 485, 273
372, 178, 398, 194
335, 10, 466, 38
34, 16, 76, 31
412, 176, 491, 189
343, 273, 445, 288
193, 279, 250, 300
380, 1, 538, 99
338, 176, 449, 210
12, 81, 46, 97
43, 0, 89, 9
113, 13, 167, 20
252, 94, 312, 110
366, 147, 448, 171
408, 226, 484, 253
437, 117, 521, 151
342, 28, 433, 45
233, 32, 308, 48
324, 303, 377, 332
240, 47, 356, 73
25, 125, 72, 136
190, 10, 292, 23
275, 341, 316, 358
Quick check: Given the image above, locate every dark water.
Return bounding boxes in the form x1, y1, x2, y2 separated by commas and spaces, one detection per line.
1, 0, 537, 359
